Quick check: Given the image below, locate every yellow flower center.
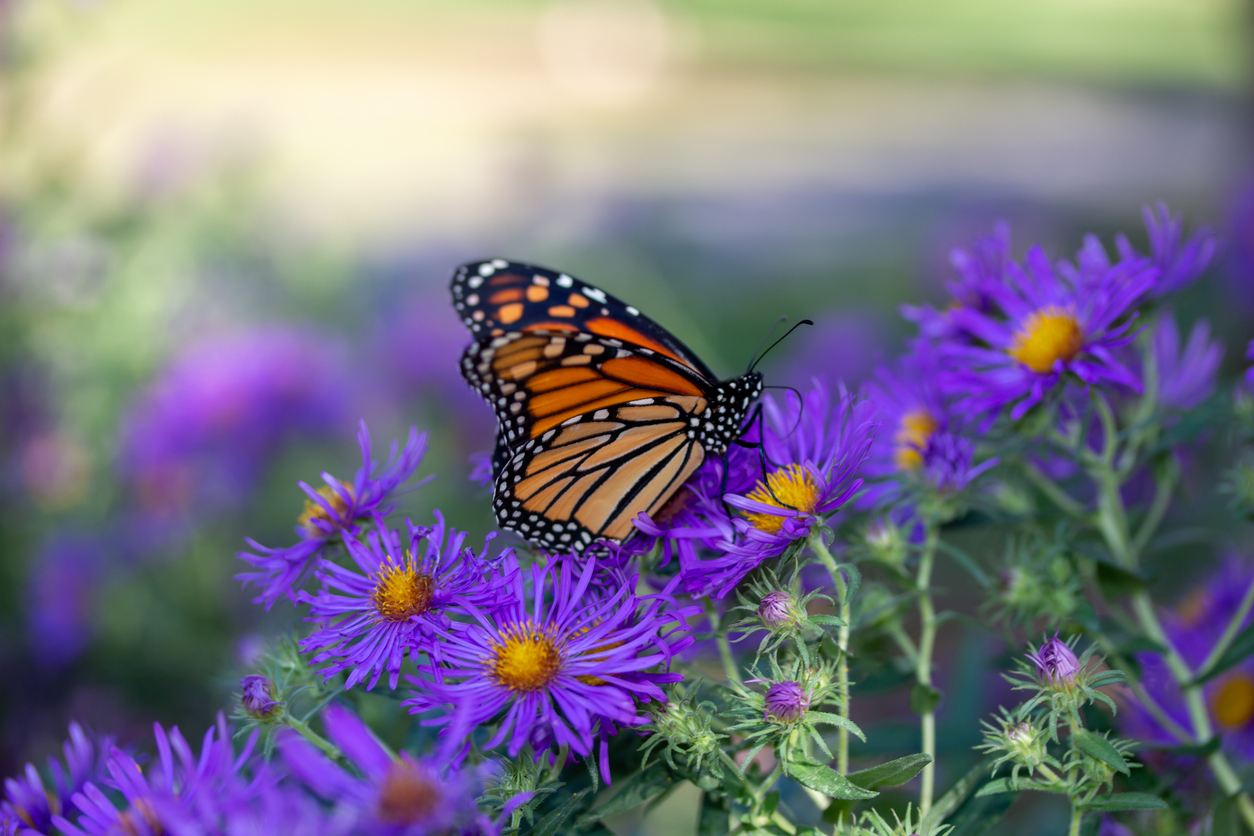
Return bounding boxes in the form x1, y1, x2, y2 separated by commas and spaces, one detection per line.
893, 409, 937, 471
1213, 674, 1254, 729
743, 464, 821, 535
297, 481, 354, 536
376, 760, 441, 824
574, 635, 626, 686
489, 622, 562, 692
371, 554, 436, 622
1008, 307, 1084, 373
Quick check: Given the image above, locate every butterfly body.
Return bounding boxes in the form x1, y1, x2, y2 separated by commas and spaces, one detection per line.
451, 259, 761, 553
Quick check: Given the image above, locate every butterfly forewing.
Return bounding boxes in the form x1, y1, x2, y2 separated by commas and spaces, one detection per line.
451, 259, 718, 381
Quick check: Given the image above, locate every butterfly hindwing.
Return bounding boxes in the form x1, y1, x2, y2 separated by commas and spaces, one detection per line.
451, 260, 718, 381
493, 395, 708, 550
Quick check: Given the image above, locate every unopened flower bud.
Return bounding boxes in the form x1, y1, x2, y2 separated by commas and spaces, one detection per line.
863, 519, 907, 567
764, 681, 810, 723
1028, 635, 1080, 685
757, 591, 797, 630
240, 675, 281, 719
1006, 721, 1047, 767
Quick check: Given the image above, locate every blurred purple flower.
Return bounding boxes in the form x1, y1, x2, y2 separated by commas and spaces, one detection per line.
765, 312, 888, 392
237, 422, 428, 609
118, 327, 353, 518
1, 723, 110, 835
300, 513, 511, 691
405, 557, 695, 783
937, 246, 1156, 421
903, 222, 1012, 340
1116, 201, 1216, 298
1151, 313, 1222, 412
279, 704, 504, 836
1123, 558, 1254, 762
1246, 339, 1254, 393
468, 450, 493, 488
51, 715, 272, 836
26, 535, 106, 670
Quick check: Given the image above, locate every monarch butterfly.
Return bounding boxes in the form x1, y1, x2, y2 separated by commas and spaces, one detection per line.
451, 259, 763, 553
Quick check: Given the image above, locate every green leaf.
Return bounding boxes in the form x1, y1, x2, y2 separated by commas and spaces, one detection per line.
1196, 623, 1254, 684
909, 683, 942, 715
1080, 792, 1167, 811
920, 759, 991, 833
1073, 729, 1130, 776
533, 791, 587, 836
808, 615, 845, 628
974, 779, 1017, 797
577, 766, 676, 824
1138, 736, 1220, 757
763, 790, 780, 816
698, 794, 730, 836
846, 753, 932, 790
788, 760, 878, 801
806, 711, 866, 742
945, 790, 1017, 836
935, 540, 991, 589
840, 562, 861, 607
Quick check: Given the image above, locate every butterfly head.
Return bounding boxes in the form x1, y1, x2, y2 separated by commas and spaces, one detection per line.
701, 372, 763, 456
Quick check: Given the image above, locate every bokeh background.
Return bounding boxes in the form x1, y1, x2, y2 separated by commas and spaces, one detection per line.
1, 1, 1251, 833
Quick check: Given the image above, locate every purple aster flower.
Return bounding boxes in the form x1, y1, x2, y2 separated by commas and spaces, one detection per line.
279, 704, 511, 836
405, 556, 697, 782
468, 450, 493, 488
681, 382, 875, 597
1246, 339, 1254, 393
1027, 634, 1081, 685
237, 421, 429, 609
763, 681, 811, 723
937, 245, 1157, 421
1151, 312, 1223, 412
1124, 558, 1254, 762
50, 714, 272, 836
240, 675, 281, 719
902, 222, 1013, 341
1116, 201, 1216, 298
117, 326, 353, 518
299, 513, 512, 691
1, 723, 109, 835
915, 431, 997, 495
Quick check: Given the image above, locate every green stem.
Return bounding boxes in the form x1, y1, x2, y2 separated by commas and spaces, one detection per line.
1198, 572, 1254, 680
1068, 804, 1084, 836
1130, 457, 1178, 558
703, 598, 742, 685
916, 525, 940, 817
811, 534, 851, 775
285, 716, 343, 761
1020, 459, 1088, 518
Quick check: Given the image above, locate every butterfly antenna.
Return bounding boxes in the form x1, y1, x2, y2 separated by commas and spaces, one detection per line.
748, 319, 814, 374
763, 385, 807, 440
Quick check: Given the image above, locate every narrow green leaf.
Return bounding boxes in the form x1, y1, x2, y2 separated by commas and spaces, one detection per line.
909, 682, 942, 715
808, 615, 845, 628
974, 779, 1016, 797
788, 760, 878, 801
575, 765, 675, 823
1073, 729, 1130, 776
533, 791, 586, 836
763, 791, 780, 816
945, 790, 1017, 836
840, 562, 861, 606
1196, 623, 1254, 684
935, 540, 991, 589
806, 711, 866, 742
1080, 792, 1167, 811
846, 753, 932, 790
1138, 736, 1220, 757
920, 759, 991, 833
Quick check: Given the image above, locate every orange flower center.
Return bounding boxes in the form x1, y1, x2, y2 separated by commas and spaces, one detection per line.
1213, 674, 1254, 729
489, 622, 562, 692
893, 409, 938, 471
743, 464, 821, 535
1008, 307, 1084, 373
377, 760, 441, 824
371, 554, 436, 622
297, 481, 354, 536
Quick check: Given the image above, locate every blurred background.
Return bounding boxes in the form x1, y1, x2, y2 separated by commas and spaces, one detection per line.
0, 0, 1251, 833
